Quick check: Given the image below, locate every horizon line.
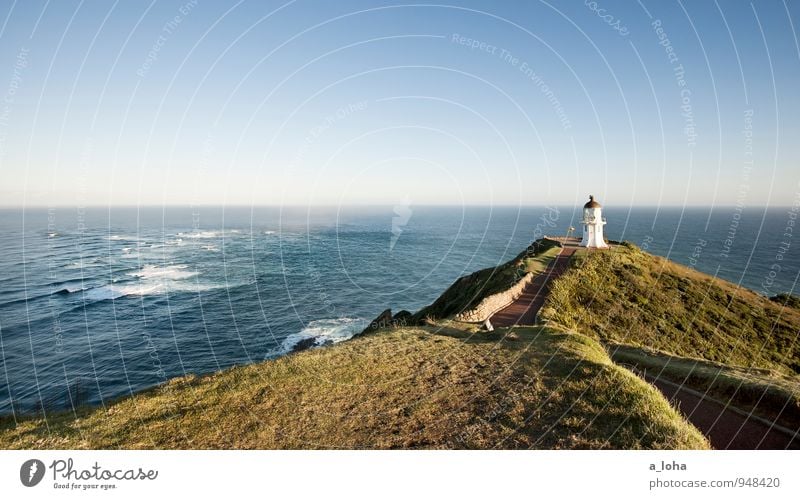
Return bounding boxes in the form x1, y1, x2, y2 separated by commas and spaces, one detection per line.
0, 203, 796, 210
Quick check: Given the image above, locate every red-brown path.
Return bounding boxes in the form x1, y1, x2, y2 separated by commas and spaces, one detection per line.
647, 375, 800, 449
489, 246, 578, 327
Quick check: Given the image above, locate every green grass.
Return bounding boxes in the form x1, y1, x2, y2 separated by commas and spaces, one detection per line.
0, 325, 708, 449
521, 245, 561, 273
540, 242, 800, 376
413, 238, 561, 322
608, 343, 800, 431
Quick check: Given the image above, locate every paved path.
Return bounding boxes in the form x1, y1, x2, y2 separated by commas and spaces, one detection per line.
646, 374, 800, 449
489, 246, 578, 327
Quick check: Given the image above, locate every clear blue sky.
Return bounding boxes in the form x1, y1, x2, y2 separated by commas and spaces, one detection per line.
0, 0, 798, 207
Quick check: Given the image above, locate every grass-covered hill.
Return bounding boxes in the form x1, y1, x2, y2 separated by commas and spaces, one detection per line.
540, 242, 800, 376
0, 325, 708, 449
539, 242, 800, 430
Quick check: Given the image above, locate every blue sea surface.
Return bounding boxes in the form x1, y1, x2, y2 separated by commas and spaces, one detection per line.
0, 205, 797, 415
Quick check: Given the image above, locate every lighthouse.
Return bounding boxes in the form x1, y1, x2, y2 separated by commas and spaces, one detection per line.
580, 195, 609, 248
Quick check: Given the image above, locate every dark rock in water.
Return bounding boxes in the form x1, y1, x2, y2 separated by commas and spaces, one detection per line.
359, 309, 393, 335
357, 309, 418, 336
391, 310, 413, 326
291, 337, 318, 353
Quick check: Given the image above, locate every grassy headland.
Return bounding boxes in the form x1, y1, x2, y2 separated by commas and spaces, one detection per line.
0, 324, 708, 449
539, 241, 800, 435
540, 242, 800, 375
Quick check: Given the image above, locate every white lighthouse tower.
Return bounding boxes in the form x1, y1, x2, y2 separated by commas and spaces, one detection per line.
580, 195, 608, 248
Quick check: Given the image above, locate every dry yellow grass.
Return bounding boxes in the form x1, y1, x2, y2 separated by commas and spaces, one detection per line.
541, 242, 800, 375
0, 325, 708, 450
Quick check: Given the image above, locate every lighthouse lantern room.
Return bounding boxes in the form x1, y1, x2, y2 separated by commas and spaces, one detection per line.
580, 195, 609, 249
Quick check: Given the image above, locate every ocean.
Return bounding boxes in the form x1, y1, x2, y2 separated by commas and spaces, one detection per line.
0, 205, 797, 416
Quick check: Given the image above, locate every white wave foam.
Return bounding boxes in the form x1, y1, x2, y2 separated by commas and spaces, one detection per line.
83, 280, 221, 301
107, 235, 141, 242
76, 264, 217, 301
127, 264, 197, 280
83, 283, 157, 301
176, 229, 250, 239
177, 230, 222, 239
279, 317, 368, 354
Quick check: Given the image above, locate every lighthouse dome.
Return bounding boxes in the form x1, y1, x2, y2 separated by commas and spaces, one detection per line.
584, 195, 602, 209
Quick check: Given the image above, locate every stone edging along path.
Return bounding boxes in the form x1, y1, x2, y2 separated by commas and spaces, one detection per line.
453, 271, 537, 323
488, 246, 578, 327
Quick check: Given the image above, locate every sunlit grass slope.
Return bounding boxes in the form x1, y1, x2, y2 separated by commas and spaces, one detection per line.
540, 242, 800, 375
0, 325, 708, 449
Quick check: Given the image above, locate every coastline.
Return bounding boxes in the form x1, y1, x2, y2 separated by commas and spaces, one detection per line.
2, 238, 797, 449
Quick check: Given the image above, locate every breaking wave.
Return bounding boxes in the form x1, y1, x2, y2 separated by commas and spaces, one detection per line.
127, 264, 198, 280
278, 317, 368, 355
79, 264, 214, 301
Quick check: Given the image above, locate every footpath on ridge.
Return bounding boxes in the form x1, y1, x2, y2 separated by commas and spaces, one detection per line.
489, 244, 578, 327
